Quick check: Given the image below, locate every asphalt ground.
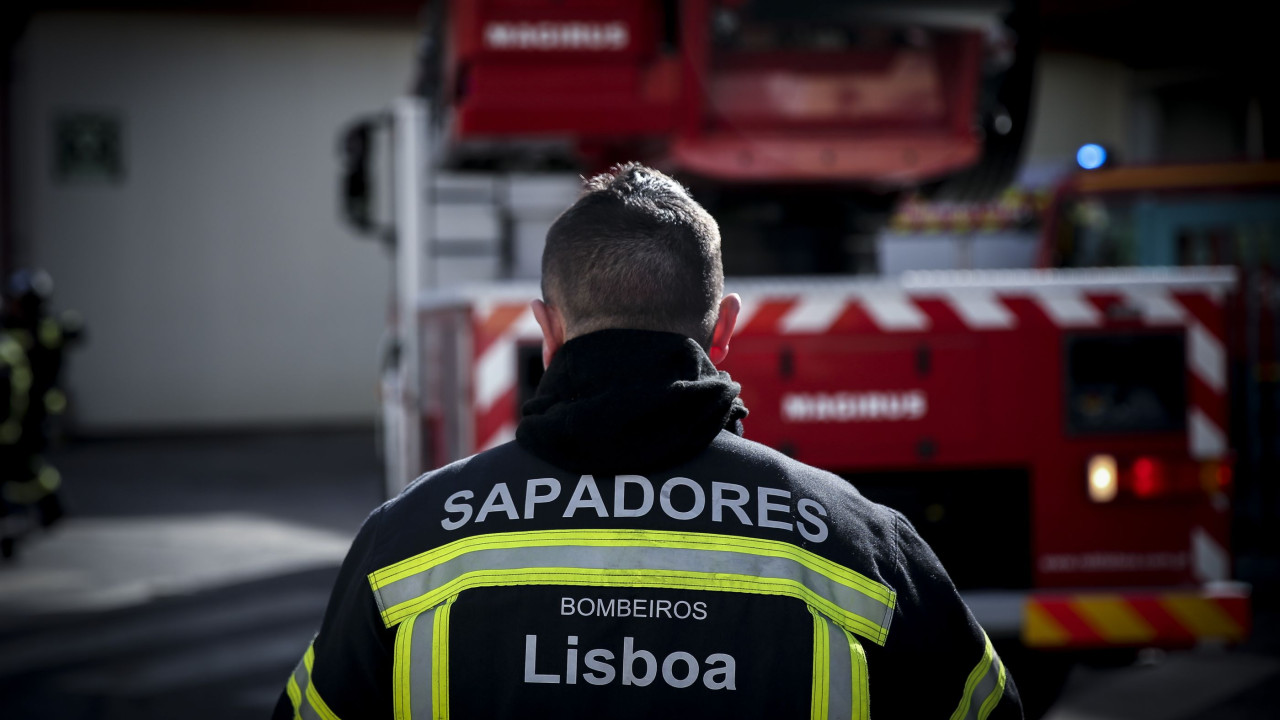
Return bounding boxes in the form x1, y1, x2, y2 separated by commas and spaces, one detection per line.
0, 430, 1276, 719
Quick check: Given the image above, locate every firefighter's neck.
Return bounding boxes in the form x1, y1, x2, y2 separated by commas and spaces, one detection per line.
529, 294, 741, 369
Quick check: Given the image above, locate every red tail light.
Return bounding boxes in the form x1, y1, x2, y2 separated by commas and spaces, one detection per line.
1130, 457, 1167, 498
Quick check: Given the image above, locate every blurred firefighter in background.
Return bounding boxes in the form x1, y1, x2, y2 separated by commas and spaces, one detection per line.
1, 269, 80, 559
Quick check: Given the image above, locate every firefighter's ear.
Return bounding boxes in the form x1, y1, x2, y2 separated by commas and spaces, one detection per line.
531, 299, 566, 369
707, 293, 741, 365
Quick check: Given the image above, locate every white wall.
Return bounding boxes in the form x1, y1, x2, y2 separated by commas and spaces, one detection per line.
11, 13, 417, 430
1022, 52, 1132, 172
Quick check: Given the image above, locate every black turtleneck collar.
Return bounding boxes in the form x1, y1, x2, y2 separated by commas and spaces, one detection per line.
516, 329, 748, 475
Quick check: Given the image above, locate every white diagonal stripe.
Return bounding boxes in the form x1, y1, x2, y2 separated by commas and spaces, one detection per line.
1188, 407, 1228, 459
472, 299, 500, 324
479, 422, 516, 452
780, 296, 846, 334
941, 288, 1015, 329
512, 306, 541, 337
860, 290, 929, 331
1191, 526, 1230, 583
1030, 288, 1102, 326
734, 296, 761, 330
1188, 321, 1227, 394
475, 339, 515, 410
1121, 287, 1185, 324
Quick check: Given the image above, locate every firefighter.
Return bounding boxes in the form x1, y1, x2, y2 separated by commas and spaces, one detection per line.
1, 269, 76, 556
277, 164, 1022, 719
0, 326, 30, 558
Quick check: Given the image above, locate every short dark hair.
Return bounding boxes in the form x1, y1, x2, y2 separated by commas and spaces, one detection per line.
541, 163, 723, 345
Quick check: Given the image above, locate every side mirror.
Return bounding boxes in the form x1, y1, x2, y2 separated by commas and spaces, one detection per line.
340, 115, 393, 244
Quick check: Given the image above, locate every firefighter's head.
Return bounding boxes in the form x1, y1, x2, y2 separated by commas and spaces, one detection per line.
5, 268, 54, 325
534, 162, 740, 367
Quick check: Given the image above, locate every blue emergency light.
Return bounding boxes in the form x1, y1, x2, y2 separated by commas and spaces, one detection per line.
1076, 143, 1108, 171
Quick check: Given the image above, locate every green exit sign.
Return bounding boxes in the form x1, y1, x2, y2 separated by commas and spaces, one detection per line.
55, 112, 124, 184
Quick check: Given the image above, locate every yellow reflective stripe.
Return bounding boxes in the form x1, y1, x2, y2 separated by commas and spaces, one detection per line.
45, 388, 68, 415
432, 596, 456, 719
9, 365, 31, 391
393, 615, 416, 720
977, 652, 1007, 720
369, 529, 895, 645
1161, 594, 1245, 639
813, 611, 868, 720
844, 628, 870, 720
810, 607, 830, 720
286, 641, 343, 720
302, 644, 343, 720
0, 420, 21, 444
810, 608, 869, 720
372, 529, 891, 602
1073, 596, 1156, 644
393, 597, 457, 720
384, 566, 891, 645
1, 336, 30, 443
949, 632, 1004, 720
38, 318, 61, 348
0, 336, 25, 364
949, 635, 992, 720
286, 674, 303, 720
1022, 600, 1071, 647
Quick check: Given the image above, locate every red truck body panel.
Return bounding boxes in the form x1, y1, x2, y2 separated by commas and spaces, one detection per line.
421, 270, 1236, 621
444, 0, 983, 183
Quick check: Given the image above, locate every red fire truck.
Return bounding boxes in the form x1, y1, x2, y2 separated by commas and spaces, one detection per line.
1036, 158, 1280, 639
341, 1, 1252, 713
414, 268, 1247, 710
345, 0, 1037, 477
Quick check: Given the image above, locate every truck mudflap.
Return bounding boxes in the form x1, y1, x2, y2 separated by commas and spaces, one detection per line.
1020, 583, 1251, 649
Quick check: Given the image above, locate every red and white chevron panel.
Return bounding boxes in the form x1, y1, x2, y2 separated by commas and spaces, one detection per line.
466, 271, 1233, 459
472, 299, 543, 453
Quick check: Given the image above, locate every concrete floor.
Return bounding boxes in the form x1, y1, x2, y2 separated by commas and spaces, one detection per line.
0, 429, 1276, 719
49, 429, 385, 535
0, 429, 383, 719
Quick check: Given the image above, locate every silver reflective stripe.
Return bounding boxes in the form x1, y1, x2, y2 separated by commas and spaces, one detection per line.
410, 607, 437, 720
375, 544, 893, 640
951, 634, 1007, 720
289, 647, 328, 720
290, 660, 317, 720
826, 618, 852, 720
970, 650, 1005, 720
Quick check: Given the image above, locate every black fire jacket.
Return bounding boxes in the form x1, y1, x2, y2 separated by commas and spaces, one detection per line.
276, 329, 1021, 719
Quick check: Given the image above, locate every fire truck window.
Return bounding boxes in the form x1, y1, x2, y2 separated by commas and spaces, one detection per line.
1065, 333, 1186, 435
